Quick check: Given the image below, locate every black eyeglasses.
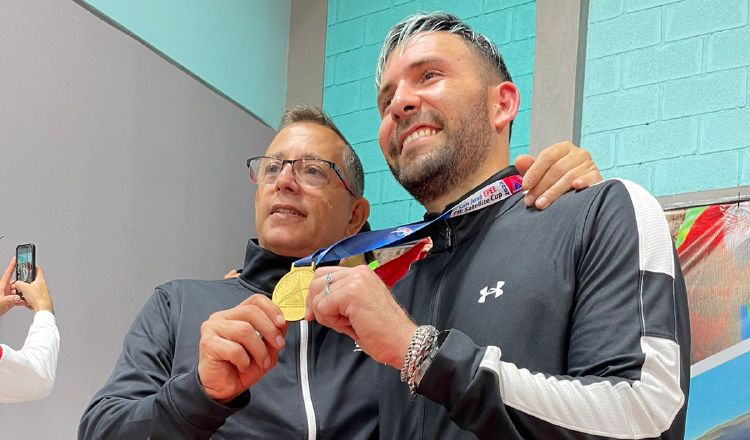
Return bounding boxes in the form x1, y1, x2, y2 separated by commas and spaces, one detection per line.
247, 156, 355, 197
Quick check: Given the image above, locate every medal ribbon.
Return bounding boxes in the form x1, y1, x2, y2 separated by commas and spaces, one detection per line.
294, 174, 523, 267
374, 238, 432, 287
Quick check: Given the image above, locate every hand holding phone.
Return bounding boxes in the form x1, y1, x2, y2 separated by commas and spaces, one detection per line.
14, 266, 53, 314
16, 243, 36, 284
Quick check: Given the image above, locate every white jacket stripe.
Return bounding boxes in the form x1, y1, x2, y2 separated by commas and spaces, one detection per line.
484, 336, 684, 438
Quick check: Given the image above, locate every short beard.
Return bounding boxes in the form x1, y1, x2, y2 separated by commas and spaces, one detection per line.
388, 97, 493, 209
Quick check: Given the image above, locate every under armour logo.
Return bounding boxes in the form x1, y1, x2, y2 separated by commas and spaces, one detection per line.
478, 281, 505, 303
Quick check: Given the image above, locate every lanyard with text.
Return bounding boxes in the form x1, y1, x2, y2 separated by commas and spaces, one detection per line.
300, 173, 522, 266
273, 174, 523, 320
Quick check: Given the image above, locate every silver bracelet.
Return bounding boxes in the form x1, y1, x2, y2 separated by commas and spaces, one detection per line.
400, 325, 440, 395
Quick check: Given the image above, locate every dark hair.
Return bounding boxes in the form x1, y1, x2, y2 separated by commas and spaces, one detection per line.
279, 104, 364, 197
376, 12, 514, 140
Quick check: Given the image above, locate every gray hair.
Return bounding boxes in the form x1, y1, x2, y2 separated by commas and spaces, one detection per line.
279, 104, 364, 197
375, 11, 514, 139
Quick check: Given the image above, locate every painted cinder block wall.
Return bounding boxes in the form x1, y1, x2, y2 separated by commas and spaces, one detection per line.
582, 0, 750, 196
323, 0, 538, 229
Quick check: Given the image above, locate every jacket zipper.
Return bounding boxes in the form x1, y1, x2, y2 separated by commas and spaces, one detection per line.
299, 320, 317, 440
430, 222, 454, 324
421, 221, 455, 439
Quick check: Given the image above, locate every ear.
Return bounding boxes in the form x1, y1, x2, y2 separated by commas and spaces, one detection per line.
489, 81, 520, 136
345, 197, 370, 237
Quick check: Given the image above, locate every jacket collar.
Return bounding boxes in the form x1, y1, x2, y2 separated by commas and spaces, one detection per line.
238, 239, 298, 295
418, 166, 521, 252
424, 165, 520, 220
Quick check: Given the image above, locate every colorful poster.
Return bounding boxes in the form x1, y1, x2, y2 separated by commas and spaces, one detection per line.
667, 201, 750, 439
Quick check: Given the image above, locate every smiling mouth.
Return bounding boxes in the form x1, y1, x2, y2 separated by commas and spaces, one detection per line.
402, 127, 442, 152
271, 207, 306, 218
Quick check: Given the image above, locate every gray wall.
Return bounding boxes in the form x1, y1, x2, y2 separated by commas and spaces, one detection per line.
287, 0, 328, 108
530, 0, 589, 153
0, 0, 273, 437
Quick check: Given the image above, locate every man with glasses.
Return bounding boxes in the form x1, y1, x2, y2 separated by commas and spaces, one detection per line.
79, 104, 604, 439
79, 105, 375, 439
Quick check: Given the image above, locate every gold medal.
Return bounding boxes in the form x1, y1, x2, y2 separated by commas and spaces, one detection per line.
272, 264, 315, 321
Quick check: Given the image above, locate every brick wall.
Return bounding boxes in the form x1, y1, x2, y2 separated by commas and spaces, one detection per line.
323, 0, 537, 228
582, 0, 750, 196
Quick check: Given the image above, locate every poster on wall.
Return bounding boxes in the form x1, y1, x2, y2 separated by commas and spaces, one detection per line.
666, 201, 750, 439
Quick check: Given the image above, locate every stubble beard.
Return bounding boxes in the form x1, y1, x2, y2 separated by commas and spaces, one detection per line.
387, 98, 493, 209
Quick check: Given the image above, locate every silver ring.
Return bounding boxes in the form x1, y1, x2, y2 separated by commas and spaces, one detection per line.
254, 330, 263, 340
325, 272, 333, 286
323, 285, 330, 296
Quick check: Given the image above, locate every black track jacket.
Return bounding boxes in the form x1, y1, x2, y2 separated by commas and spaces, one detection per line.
79, 240, 379, 439
380, 167, 690, 439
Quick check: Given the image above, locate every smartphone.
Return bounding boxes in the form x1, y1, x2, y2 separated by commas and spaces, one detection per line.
16, 243, 36, 283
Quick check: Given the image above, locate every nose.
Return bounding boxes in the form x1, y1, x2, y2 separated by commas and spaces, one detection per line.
274, 161, 299, 193
390, 81, 420, 121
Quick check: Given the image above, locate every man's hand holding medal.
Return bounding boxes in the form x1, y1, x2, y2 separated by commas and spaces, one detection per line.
197, 294, 287, 404
305, 265, 416, 369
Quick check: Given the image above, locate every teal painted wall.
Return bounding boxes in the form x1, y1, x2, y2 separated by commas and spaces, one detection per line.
582, 0, 749, 196
83, 0, 291, 127
323, 0, 537, 229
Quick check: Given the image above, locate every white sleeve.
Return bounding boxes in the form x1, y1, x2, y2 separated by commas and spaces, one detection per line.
0, 310, 60, 403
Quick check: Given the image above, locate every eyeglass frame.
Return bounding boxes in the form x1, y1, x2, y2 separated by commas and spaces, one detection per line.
246, 155, 356, 198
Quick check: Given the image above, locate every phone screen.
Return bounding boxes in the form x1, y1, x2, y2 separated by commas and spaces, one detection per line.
16, 244, 35, 283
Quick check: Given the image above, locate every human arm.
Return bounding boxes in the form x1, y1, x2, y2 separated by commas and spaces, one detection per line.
78, 288, 286, 440
79, 287, 191, 439
514, 141, 602, 209
306, 181, 689, 439
0, 264, 59, 403
0, 310, 59, 403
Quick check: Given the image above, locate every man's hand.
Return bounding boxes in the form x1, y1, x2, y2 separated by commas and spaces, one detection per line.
224, 269, 241, 279
0, 258, 25, 316
14, 266, 54, 313
514, 141, 603, 210
198, 295, 287, 404
305, 266, 416, 370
